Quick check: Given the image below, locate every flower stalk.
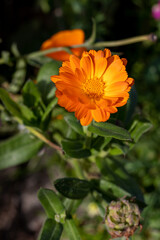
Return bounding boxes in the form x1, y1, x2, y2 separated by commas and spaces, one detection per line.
25, 33, 156, 60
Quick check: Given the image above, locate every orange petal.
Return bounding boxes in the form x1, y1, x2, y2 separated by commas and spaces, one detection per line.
51, 75, 61, 83
121, 58, 127, 66
104, 49, 112, 59
75, 104, 88, 119
80, 55, 94, 79
91, 108, 110, 122
95, 57, 107, 78
80, 111, 93, 126
70, 55, 80, 72
126, 77, 134, 86
41, 29, 85, 61
104, 81, 128, 97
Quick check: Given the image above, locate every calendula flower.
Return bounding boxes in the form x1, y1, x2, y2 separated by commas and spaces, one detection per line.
51, 49, 134, 126
41, 29, 85, 61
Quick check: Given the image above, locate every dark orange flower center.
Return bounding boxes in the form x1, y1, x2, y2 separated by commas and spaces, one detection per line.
82, 77, 105, 100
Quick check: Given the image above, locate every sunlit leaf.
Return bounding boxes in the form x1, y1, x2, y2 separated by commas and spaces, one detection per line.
22, 80, 42, 108
64, 219, 81, 240
0, 132, 43, 169
64, 114, 84, 136
0, 88, 22, 119
129, 120, 152, 144
38, 218, 63, 240
42, 98, 57, 122
88, 122, 132, 141
38, 188, 66, 221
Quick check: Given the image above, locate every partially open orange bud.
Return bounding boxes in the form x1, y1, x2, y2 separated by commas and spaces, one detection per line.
41, 29, 86, 61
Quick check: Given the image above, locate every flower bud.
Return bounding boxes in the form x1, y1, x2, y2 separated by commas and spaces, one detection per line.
105, 197, 142, 239
152, 1, 160, 20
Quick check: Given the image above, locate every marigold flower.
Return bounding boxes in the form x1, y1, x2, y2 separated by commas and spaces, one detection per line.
41, 29, 85, 61
51, 49, 134, 126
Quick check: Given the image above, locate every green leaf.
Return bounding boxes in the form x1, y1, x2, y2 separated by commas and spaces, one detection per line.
64, 219, 81, 240
0, 132, 43, 169
91, 136, 104, 150
42, 98, 57, 122
96, 157, 144, 203
64, 114, 84, 136
19, 104, 37, 122
22, 80, 42, 108
54, 178, 91, 199
37, 61, 61, 102
38, 188, 66, 221
109, 143, 129, 156
61, 139, 91, 158
99, 179, 130, 198
0, 88, 22, 119
129, 120, 152, 143
9, 58, 26, 93
88, 122, 132, 141
38, 218, 63, 240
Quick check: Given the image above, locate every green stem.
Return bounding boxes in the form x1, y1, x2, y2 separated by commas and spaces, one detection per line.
26, 126, 63, 153
71, 158, 85, 179
26, 46, 73, 60
25, 33, 156, 60
15, 117, 63, 153
92, 33, 157, 48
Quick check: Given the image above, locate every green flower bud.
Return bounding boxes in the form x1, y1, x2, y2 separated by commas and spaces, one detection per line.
105, 197, 142, 239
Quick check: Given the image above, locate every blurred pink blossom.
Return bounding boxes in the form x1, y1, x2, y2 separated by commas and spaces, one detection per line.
152, 1, 160, 20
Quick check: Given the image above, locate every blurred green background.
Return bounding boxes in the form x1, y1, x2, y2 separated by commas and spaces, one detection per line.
0, 0, 160, 239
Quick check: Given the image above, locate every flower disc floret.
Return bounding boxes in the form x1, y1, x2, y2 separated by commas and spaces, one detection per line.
51, 49, 134, 126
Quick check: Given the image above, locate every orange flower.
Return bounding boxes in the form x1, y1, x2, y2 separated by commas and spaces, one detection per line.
51, 49, 134, 126
41, 29, 85, 61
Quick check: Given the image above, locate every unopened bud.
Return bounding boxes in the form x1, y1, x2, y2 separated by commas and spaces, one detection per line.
105, 197, 142, 240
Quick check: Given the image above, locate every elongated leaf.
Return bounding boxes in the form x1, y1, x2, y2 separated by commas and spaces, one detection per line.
96, 157, 144, 203
64, 219, 81, 240
99, 179, 130, 198
19, 104, 37, 122
109, 143, 129, 156
38, 188, 66, 221
37, 61, 61, 102
0, 132, 43, 169
91, 136, 104, 150
64, 114, 84, 136
42, 98, 57, 122
54, 178, 91, 199
61, 139, 91, 158
9, 58, 26, 93
88, 122, 132, 141
0, 88, 22, 119
130, 120, 152, 143
22, 80, 42, 108
38, 218, 63, 240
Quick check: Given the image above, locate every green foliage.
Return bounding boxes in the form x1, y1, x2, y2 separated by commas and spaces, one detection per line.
0, 132, 43, 169
61, 139, 91, 158
64, 219, 81, 240
38, 188, 66, 221
0, 2, 159, 239
54, 178, 91, 199
38, 219, 63, 240
88, 122, 132, 141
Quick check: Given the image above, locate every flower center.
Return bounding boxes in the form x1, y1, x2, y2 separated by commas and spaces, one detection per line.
82, 77, 105, 100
